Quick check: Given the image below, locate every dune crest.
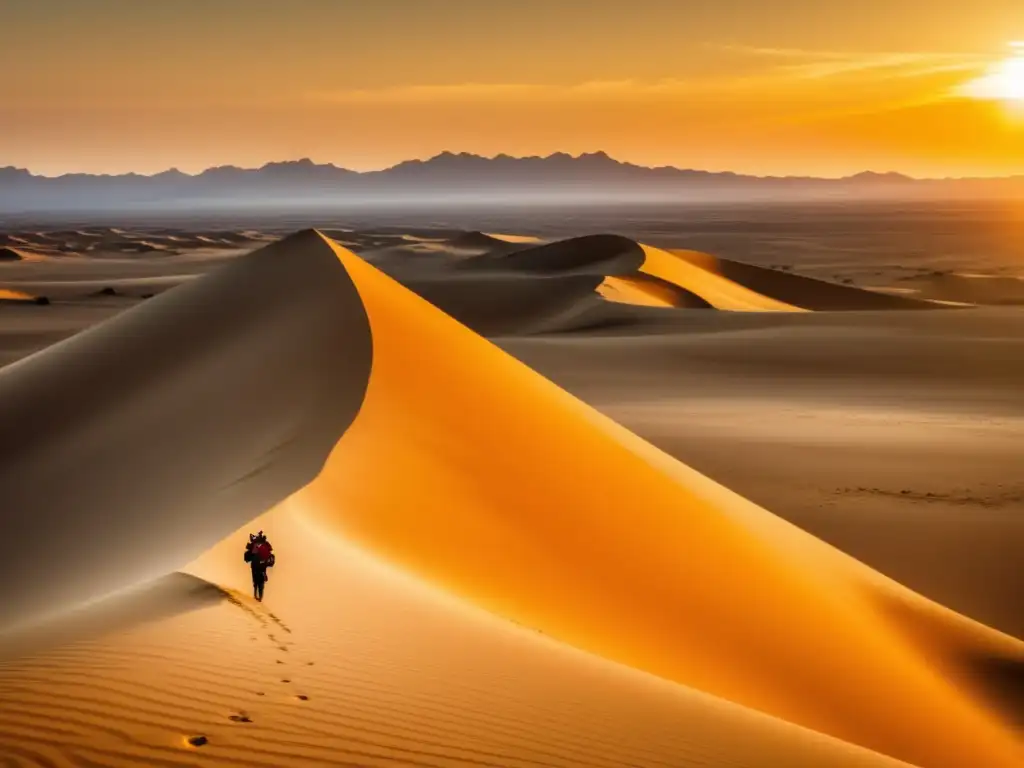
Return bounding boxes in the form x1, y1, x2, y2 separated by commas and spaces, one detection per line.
295, 232, 1021, 768
0, 231, 372, 632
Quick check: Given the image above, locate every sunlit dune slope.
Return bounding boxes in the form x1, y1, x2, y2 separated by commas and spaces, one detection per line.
598, 274, 712, 308
0, 288, 45, 304
298, 232, 1021, 768
483, 232, 544, 244
668, 248, 942, 311
0, 506, 914, 768
0, 231, 372, 632
638, 244, 805, 311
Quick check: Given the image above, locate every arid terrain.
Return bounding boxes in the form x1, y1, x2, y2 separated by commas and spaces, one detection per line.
0, 203, 1021, 768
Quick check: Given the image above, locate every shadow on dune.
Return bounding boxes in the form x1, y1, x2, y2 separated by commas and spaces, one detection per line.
870, 589, 1024, 732
0, 572, 228, 662
394, 272, 607, 335
463, 234, 646, 275
0, 230, 373, 633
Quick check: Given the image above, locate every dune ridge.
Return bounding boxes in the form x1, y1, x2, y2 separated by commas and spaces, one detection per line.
458, 233, 941, 314
0, 231, 372, 632
0, 229, 1019, 768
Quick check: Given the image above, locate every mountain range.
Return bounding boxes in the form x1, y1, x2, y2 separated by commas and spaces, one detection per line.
2, 152, 1022, 212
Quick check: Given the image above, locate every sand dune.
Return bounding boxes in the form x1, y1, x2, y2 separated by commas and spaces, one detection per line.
0, 246, 45, 262
0, 231, 371, 633
897, 271, 1024, 306
598, 274, 713, 308
668, 249, 942, 310
461, 234, 940, 312
446, 230, 521, 252
296, 232, 1021, 768
472, 233, 647, 274
0, 288, 48, 305
0, 228, 1020, 767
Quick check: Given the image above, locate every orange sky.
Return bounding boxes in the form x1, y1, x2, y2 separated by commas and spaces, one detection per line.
2, 1, 1024, 177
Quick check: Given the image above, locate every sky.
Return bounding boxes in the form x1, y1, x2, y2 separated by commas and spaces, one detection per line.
2, 0, 1024, 177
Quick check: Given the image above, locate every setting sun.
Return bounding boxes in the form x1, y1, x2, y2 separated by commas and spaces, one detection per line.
960, 43, 1024, 102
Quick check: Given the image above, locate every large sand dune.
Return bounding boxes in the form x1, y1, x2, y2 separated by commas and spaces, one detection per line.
0, 228, 1020, 767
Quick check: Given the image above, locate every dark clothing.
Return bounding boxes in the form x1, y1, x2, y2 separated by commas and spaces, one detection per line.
243, 538, 274, 601
250, 562, 267, 600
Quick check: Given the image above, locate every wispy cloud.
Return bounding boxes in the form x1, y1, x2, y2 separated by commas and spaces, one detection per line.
306, 46, 989, 110
715, 43, 986, 79
307, 79, 728, 105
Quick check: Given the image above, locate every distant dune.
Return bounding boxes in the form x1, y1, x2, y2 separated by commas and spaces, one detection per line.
0, 246, 44, 262
668, 248, 943, 311
598, 273, 713, 308
458, 233, 940, 314
470, 233, 647, 275
0, 288, 47, 304
0, 227, 1020, 768
898, 271, 1024, 306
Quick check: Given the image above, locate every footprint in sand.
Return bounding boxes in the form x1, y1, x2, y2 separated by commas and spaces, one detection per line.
229, 713, 253, 723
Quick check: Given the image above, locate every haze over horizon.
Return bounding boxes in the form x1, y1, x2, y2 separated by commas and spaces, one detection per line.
4, 150, 1022, 182
4, 0, 1024, 179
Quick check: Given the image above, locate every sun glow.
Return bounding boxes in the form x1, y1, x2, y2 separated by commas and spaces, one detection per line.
960, 44, 1024, 102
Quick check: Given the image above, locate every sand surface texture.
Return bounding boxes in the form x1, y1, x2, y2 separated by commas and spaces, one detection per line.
0, 223, 1020, 768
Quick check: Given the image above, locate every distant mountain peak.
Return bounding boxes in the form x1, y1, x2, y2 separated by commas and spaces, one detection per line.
844, 170, 914, 183
3, 152, 1023, 212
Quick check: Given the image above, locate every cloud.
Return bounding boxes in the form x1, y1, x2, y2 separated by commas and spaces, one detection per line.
715, 44, 986, 80
307, 79, 733, 105
305, 46, 990, 119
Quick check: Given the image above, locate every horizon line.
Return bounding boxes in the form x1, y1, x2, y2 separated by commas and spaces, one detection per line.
3, 151, 1021, 183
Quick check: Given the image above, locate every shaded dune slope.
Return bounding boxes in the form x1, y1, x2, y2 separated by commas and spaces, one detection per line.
446, 230, 528, 254
394, 272, 606, 336
467, 234, 647, 275
0, 231, 1019, 768
0, 231, 372, 633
